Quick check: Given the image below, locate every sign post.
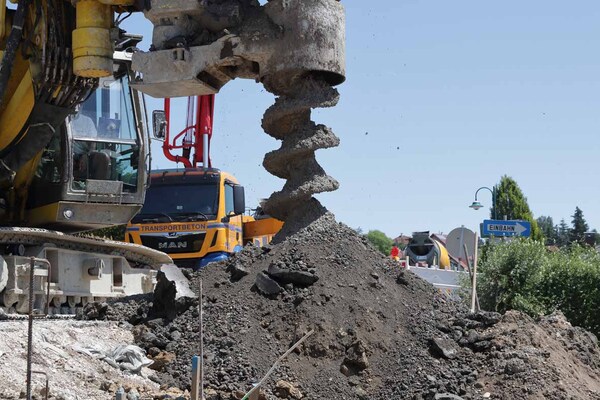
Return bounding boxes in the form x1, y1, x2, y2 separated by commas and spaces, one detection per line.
482, 219, 531, 238
471, 231, 479, 313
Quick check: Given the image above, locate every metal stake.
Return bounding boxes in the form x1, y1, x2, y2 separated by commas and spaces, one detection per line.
25, 257, 51, 400
26, 257, 34, 400
191, 279, 204, 400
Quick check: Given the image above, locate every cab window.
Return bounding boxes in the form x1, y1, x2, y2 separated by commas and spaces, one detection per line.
224, 183, 235, 215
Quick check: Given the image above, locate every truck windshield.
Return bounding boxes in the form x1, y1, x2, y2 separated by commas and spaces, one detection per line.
132, 184, 219, 223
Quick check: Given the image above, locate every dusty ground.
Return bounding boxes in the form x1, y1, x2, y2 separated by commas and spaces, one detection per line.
0, 320, 162, 400
81, 208, 600, 400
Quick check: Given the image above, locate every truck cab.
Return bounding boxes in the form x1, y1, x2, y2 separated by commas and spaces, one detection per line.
125, 168, 266, 268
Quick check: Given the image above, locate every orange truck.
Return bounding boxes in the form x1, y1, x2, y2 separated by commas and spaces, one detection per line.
125, 168, 282, 269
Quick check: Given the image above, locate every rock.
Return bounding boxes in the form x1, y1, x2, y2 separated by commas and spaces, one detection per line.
340, 364, 350, 376
396, 271, 409, 285
231, 390, 246, 399
99, 381, 118, 392
275, 380, 303, 399
149, 351, 176, 371
430, 337, 460, 359
147, 318, 165, 330
504, 359, 527, 375
341, 340, 369, 374
148, 347, 161, 357
255, 272, 282, 295
267, 264, 319, 287
81, 302, 109, 320
226, 262, 250, 281
170, 330, 182, 341
126, 388, 140, 400
355, 387, 368, 399
204, 388, 219, 400
434, 394, 464, 400
152, 265, 197, 319
348, 376, 361, 386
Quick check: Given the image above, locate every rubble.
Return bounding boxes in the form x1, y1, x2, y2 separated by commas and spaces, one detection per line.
85, 207, 600, 399
0, 320, 160, 400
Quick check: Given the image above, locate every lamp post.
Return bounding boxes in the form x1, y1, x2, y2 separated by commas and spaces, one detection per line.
469, 186, 496, 220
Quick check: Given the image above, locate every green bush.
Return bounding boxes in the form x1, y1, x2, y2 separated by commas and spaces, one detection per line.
541, 246, 600, 335
365, 230, 394, 255
477, 239, 600, 336
478, 239, 548, 316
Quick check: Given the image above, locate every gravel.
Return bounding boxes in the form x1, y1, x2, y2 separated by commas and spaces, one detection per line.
82, 207, 600, 399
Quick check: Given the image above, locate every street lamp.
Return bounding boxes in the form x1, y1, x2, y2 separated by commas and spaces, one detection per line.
469, 186, 496, 220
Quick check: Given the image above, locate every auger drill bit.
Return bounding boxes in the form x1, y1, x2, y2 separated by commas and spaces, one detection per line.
132, 0, 346, 229
261, 76, 341, 222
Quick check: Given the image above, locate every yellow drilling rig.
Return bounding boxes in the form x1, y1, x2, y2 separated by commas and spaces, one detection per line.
0, 0, 345, 312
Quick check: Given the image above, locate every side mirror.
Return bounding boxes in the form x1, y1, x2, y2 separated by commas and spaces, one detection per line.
152, 110, 167, 140
233, 185, 245, 215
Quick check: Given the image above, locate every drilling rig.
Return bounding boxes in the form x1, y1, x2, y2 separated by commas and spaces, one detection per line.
0, 0, 345, 312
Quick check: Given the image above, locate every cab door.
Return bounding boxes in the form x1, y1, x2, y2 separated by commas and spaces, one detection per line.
223, 181, 244, 253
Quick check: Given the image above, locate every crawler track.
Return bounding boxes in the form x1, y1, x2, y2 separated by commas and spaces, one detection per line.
0, 227, 172, 266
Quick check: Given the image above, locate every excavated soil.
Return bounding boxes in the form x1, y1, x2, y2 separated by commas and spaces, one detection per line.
84, 205, 600, 400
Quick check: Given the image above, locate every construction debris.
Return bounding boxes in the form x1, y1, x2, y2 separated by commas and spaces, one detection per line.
0, 320, 159, 400
75, 344, 153, 374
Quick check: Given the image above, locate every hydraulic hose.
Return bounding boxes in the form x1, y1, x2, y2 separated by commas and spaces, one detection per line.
0, 0, 32, 108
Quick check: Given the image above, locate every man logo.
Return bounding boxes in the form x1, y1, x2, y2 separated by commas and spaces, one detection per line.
158, 241, 188, 250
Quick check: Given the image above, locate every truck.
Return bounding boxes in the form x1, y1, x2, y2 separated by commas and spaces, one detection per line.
405, 231, 451, 269
125, 168, 283, 269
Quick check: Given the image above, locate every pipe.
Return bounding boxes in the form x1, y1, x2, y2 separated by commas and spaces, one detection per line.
202, 133, 209, 169
72, 0, 113, 78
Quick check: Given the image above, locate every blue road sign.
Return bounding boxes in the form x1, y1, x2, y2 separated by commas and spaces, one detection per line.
482, 219, 531, 237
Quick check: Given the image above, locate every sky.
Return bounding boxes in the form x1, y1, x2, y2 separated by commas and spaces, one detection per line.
124, 1, 600, 239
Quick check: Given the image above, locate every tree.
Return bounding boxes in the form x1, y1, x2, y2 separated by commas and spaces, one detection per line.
555, 219, 570, 247
569, 206, 589, 245
366, 230, 394, 255
491, 176, 542, 241
536, 215, 556, 245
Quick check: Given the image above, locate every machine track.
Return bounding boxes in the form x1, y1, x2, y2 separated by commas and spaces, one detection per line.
261, 76, 340, 221
0, 227, 172, 266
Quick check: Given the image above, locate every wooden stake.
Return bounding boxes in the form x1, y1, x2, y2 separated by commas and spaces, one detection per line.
241, 330, 314, 400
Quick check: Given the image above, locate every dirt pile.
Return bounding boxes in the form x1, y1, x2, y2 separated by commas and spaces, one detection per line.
87, 208, 600, 399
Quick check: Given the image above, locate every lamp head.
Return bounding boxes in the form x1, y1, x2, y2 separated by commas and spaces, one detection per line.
469, 201, 483, 210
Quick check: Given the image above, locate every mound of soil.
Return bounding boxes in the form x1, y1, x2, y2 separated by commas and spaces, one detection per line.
87, 205, 600, 400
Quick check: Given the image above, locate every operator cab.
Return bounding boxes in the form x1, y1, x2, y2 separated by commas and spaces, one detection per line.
25, 35, 149, 232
